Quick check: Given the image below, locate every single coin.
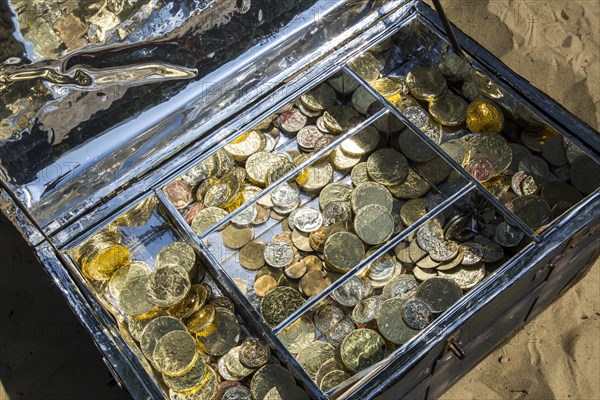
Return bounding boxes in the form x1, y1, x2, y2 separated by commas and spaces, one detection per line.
266, 158, 296, 186
296, 341, 336, 379
224, 130, 266, 161
81, 242, 130, 282
108, 261, 150, 300
382, 275, 419, 299
155, 242, 197, 277
293, 208, 324, 233
295, 159, 333, 193
416, 277, 462, 313
331, 276, 366, 307
341, 125, 380, 156
250, 364, 296, 400
221, 225, 254, 250
465, 99, 504, 133
323, 105, 360, 132
162, 353, 207, 393
406, 66, 448, 101
570, 155, 600, 195
260, 286, 305, 327
322, 201, 353, 227
146, 265, 191, 308
366, 253, 396, 282
494, 222, 525, 247
264, 241, 295, 269
354, 204, 394, 245
320, 370, 351, 393
428, 240, 459, 263
140, 316, 186, 360
238, 339, 271, 369
352, 296, 383, 324
324, 232, 365, 272
191, 207, 229, 235
402, 298, 432, 330
299, 270, 332, 297
348, 52, 382, 82
388, 168, 430, 199
152, 330, 198, 376
277, 316, 316, 355
314, 304, 346, 334
400, 198, 428, 227
118, 274, 156, 318
278, 109, 307, 133
371, 77, 403, 97
246, 152, 282, 186
412, 266, 438, 281
438, 263, 486, 290
377, 298, 420, 345
416, 221, 444, 252
197, 308, 241, 356
220, 386, 251, 400
350, 181, 394, 213
459, 242, 484, 265
309, 227, 328, 252
254, 275, 278, 298
429, 93, 467, 126
186, 305, 217, 335
239, 240, 266, 270
164, 180, 193, 209
351, 162, 372, 186
284, 259, 308, 280
331, 146, 362, 172
297, 125, 323, 151
324, 317, 356, 347
231, 204, 259, 228
367, 148, 409, 186
271, 182, 300, 210
300, 83, 337, 111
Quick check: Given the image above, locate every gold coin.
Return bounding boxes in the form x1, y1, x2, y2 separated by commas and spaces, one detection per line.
146, 265, 191, 308
224, 130, 266, 162
169, 366, 218, 400
186, 304, 217, 336
371, 77, 403, 97
291, 229, 312, 252
414, 264, 439, 280
465, 132, 512, 175
260, 286, 305, 327
315, 359, 342, 388
295, 159, 333, 193
300, 83, 337, 112
284, 259, 307, 280
323, 105, 360, 133
239, 240, 266, 270
114, 196, 158, 227
388, 168, 430, 199
224, 346, 255, 379
400, 198, 428, 226
140, 316, 186, 360
81, 242, 130, 281
354, 204, 394, 245
406, 66, 447, 101
466, 99, 504, 133
376, 298, 420, 345
162, 354, 207, 393
191, 207, 229, 235
119, 273, 158, 318
254, 275, 278, 298
107, 261, 150, 300
350, 181, 393, 213
195, 176, 219, 203
299, 270, 332, 297
221, 225, 254, 249
330, 146, 362, 172
428, 93, 468, 126
366, 148, 409, 186
250, 364, 296, 400
246, 152, 282, 186
324, 232, 365, 272
320, 370, 351, 392
349, 51, 382, 81
239, 339, 271, 369
155, 242, 197, 276
350, 162, 371, 187
197, 307, 241, 356
153, 330, 198, 376
296, 341, 335, 379
277, 315, 316, 354
168, 284, 209, 320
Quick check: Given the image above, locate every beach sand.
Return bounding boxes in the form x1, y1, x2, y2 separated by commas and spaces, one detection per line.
428, 1, 600, 399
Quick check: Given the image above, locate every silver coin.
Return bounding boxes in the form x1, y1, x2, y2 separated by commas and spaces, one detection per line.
428, 240, 459, 263
459, 242, 484, 265
322, 201, 353, 226
402, 298, 432, 330
314, 304, 346, 334
494, 221, 524, 248
402, 106, 430, 130
366, 253, 396, 282
324, 317, 356, 347
293, 207, 324, 233
271, 182, 300, 209
352, 297, 383, 324
438, 263, 486, 290
231, 204, 259, 227
263, 241, 295, 268
416, 221, 444, 252
331, 276, 366, 307
382, 275, 418, 300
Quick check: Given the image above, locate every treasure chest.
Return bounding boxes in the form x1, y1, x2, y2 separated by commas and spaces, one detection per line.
1, 0, 599, 399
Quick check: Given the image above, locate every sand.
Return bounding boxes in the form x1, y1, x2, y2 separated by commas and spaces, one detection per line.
427, 1, 600, 399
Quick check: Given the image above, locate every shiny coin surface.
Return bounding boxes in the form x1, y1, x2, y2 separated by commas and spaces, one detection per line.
220, 386, 252, 400
146, 265, 191, 308
108, 261, 150, 300
81, 243, 130, 282
354, 204, 394, 245
224, 347, 255, 379
319, 182, 353, 209
340, 329, 387, 373
300, 83, 337, 112
351, 162, 372, 186
196, 308, 240, 356
366, 254, 396, 282
331, 276, 366, 307
222, 225, 254, 250
322, 201, 353, 227
140, 316, 186, 360
400, 198, 428, 226
239, 241, 266, 270
465, 99, 504, 133
314, 304, 346, 334
250, 364, 296, 400
186, 304, 217, 335
293, 208, 324, 233
377, 298, 420, 345
323, 105, 359, 132
466, 158, 495, 182
460, 242, 484, 265
406, 66, 447, 101
299, 270, 332, 297
279, 109, 307, 133
169, 366, 218, 400
352, 296, 383, 324
155, 242, 197, 277
296, 159, 333, 193
324, 317, 356, 347
260, 286, 305, 326
429, 93, 468, 126
164, 180, 193, 209
231, 204, 259, 227
315, 359, 341, 388
296, 341, 335, 379
297, 125, 323, 151
341, 125, 380, 156
224, 130, 266, 161
438, 263, 486, 290
428, 240, 459, 263
119, 275, 156, 317
320, 370, 351, 393
191, 207, 229, 235
367, 148, 409, 186
263, 241, 295, 269
162, 353, 207, 393
246, 152, 281, 186
239, 339, 271, 369
324, 232, 365, 272
402, 298, 432, 330
277, 316, 316, 355
349, 52, 382, 82
351, 181, 394, 213
382, 275, 418, 300
254, 275, 278, 298
388, 168, 430, 200
416, 277, 462, 313
466, 132, 512, 175
152, 330, 198, 376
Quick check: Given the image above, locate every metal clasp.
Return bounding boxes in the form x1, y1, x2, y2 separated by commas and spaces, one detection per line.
445, 338, 466, 360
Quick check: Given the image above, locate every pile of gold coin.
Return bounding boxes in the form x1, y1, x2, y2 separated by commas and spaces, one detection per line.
348, 45, 600, 231
73, 206, 309, 400
276, 193, 527, 392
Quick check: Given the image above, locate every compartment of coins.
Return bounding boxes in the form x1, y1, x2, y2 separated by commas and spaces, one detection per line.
65, 196, 311, 399
275, 190, 531, 393
198, 114, 472, 330
345, 23, 600, 233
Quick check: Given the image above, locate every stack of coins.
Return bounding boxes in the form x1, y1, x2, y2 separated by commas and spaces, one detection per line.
73, 203, 309, 400
349, 44, 600, 232
276, 193, 528, 392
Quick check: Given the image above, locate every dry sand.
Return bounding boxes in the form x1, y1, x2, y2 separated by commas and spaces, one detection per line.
428, 1, 600, 399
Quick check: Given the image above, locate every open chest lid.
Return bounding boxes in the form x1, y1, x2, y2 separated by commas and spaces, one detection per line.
0, 0, 415, 236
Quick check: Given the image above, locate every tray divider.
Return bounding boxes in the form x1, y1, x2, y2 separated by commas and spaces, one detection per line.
272, 181, 476, 335
341, 65, 539, 242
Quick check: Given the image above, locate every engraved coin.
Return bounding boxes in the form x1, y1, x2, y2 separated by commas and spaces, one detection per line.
119, 275, 157, 317
296, 341, 336, 379
225, 130, 266, 162
388, 168, 430, 199
260, 286, 305, 327
231, 204, 259, 228
459, 242, 484, 265
320, 370, 351, 393
429, 93, 467, 126
324, 232, 365, 272
428, 240, 459, 263
218, 354, 242, 381
494, 222, 525, 248
246, 152, 282, 186
466, 158, 495, 182
239, 240, 266, 271
277, 316, 316, 355
279, 109, 307, 133
416, 221, 444, 252
152, 330, 198, 376
465, 99, 504, 133
416, 277, 462, 313
331, 276, 366, 307
191, 207, 229, 235
340, 328, 386, 373
438, 263, 486, 290
293, 208, 324, 233
402, 298, 432, 330
108, 261, 150, 300
250, 364, 296, 400
299, 270, 332, 297
377, 298, 420, 345
271, 182, 300, 210
238, 339, 270, 369
300, 83, 337, 112
366, 253, 396, 282
466, 132, 512, 175
348, 52, 382, 82
186, 304, 217, 335
264, 241, 295, 269
406, 67, 448, 101
296, 159, 333, 193
140, 316, 186, 360
155, 242, 197, 277
350, 181, 393, 213
331, 146, 362, 172
266, 158, 296, 186
325, 317, 356, 347
315, 359, 341, 388
146, 265, 191, 308
81, 243, 130, 282
197, 308, 240, 356
319, 182, 353, 209
164, 180, 193, 209
297, 125, 323, 151
352, 296, 383, 324
314, 304, 346, 334
322, 201, 353, 227
367, 148, 409, 186
354, 204, 394, 245
382, 275, 419, 300
400, 198, 428, 227
162, 353, 207, 392
224, 346, 255, 379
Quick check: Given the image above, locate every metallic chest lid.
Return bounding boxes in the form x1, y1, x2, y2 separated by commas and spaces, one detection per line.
0, 0, 413, 233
